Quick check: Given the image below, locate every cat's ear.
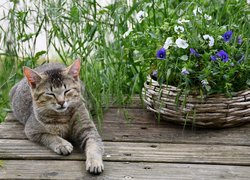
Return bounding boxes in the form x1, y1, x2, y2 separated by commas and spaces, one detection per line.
23, 66, 42, 88
66, 59, 81, 80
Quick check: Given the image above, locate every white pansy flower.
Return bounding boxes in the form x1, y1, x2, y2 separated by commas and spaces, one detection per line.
193, 6, 202, 16
204, 14, 212, 20
174, 26, 185, 34
123, 28, 133, 38
248, 0, 250, 5
175, 38, 189, 49
180, 55, 188, 61
203, 34, 215, 47
177, 18, 190, 24
135, 11, 148, 23
163, 37, 173, 49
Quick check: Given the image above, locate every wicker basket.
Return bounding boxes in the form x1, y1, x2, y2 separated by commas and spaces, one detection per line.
142, 75, 250, 128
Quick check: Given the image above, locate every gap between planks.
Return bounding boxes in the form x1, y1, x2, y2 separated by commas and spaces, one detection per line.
0, 160, 250, 180
0, 139, 250, 166
1, 113, 250, 146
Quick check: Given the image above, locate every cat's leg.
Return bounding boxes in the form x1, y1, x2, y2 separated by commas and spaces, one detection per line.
34, 133, 73, 155
85, 138, 104, 174
24, 116, 73, 155
71, 104, 104, 174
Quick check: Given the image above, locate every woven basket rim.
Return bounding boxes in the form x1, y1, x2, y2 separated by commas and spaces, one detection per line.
145, 75, 250, 98
143, 75, 250, 128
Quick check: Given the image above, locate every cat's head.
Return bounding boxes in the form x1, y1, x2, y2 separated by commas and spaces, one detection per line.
23, 59, 81, 113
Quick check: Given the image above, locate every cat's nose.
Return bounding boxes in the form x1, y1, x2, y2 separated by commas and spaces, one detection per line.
57, 100, 65, 107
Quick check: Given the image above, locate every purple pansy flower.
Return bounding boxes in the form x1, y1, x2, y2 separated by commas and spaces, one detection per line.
156, 48, 166, 60
237, 36, 243, 45
210, 55, 217, 61
190, 48, 200, 57
181, 68, 189, 75
216, 50, 229, 62
222, 30, 233, 42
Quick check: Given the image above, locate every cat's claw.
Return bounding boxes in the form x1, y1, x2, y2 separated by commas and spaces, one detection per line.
54, 142, 73, 155
86, 158, 104, 174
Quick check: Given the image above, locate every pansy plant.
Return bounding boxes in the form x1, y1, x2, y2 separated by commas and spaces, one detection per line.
149, 2, 249, 95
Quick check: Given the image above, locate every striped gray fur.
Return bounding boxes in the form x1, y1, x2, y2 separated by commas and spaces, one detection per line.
9, 60, 104, 174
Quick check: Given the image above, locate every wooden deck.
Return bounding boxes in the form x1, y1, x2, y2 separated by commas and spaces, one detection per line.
0, 100, 250, 179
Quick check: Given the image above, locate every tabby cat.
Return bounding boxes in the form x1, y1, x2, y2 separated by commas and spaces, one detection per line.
9, 59, 104, 174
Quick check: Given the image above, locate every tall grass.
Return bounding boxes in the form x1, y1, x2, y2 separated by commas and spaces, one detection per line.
0, 0, 147, 123
0, 0, 249, 123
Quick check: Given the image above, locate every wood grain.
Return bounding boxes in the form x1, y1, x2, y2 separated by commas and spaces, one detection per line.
1, 111, 250, 146
0, 160, 249, 180
1, 105, 250, 180
0, 139, 250, 165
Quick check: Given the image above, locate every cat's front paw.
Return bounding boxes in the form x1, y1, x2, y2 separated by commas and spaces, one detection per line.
86, 157, 104, 174
54, 141, 73, 155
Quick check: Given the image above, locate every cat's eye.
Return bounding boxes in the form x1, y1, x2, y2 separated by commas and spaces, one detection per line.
64, 89, 71, 95
46, 93, 56, 97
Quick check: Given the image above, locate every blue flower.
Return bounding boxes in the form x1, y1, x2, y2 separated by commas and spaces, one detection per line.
190, 48, 200, 57
156, 48, 166, 60
237, 37, 243, 45
210, 55, 217, 61
222, 30, 233, 42
181, 68, 189, 75
216, 50, 229, 62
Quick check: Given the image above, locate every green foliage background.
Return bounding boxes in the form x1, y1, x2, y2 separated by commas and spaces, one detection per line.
0, 0, 249, 123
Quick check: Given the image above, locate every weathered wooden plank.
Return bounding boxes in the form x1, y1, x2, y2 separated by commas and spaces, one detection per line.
0, 121, 25, 139
0, 139, 250, 165
0, 160, 249, 180
74, 107, 250, 146
1, 112, 250, 146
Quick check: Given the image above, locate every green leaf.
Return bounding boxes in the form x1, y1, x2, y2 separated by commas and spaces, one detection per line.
166, 69, 171, 79
18, 33, 36, 42
70, 6, 80, 23
149, 32, 157, 39
205, 85, 211, 92
247, 79, 250, 86
35, 51, 47, 59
